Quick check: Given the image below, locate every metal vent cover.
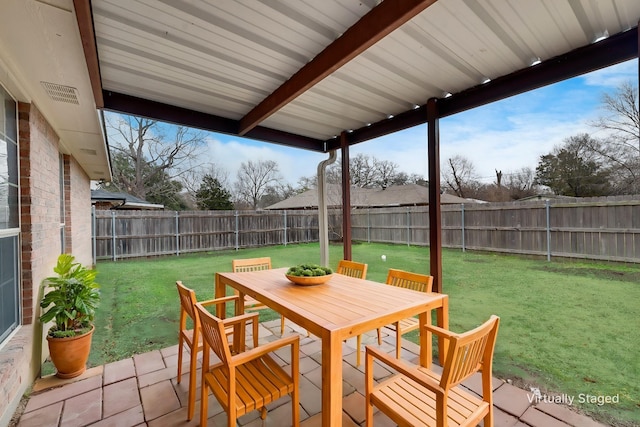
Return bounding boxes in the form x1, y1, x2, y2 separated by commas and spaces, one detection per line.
41, 82, 79, 105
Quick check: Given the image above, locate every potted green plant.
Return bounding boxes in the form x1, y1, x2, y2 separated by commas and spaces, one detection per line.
40, 254, 100, 378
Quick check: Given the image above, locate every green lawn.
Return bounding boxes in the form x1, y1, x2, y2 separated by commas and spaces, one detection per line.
85, 243, 639, 426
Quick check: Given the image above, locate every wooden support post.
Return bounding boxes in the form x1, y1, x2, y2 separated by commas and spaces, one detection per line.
427, 98, 443, 294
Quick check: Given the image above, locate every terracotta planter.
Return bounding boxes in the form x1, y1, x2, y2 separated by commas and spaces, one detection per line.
46, 325, 95, 379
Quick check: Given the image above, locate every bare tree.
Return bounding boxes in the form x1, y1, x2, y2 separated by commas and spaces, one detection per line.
505, 167, 539, 199
105, 113, 206, 205
442, 155, 478, 198
589, 81, 640, 194
374, 158, 399, 189
234, 160, 283, 209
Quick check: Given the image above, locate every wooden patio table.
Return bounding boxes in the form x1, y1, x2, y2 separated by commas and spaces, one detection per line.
215, 267, 449, 427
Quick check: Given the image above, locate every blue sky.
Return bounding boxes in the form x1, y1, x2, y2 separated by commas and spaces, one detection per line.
201, 59, 638, 185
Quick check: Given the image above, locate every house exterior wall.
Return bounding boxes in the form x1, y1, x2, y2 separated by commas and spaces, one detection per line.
0, 101, 93, 426
69, 155, 92, 266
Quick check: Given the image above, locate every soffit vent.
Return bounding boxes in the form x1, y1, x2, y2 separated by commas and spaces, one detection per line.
80, 148, 97, 155
41, 82, 80, 105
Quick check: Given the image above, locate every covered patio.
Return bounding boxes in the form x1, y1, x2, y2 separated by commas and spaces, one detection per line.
1, 1, 639, 426
16, 322, 607, 427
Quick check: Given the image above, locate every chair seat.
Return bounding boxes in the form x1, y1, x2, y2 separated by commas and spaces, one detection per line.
205, 354, 294, 416
182, 326, 234, 351
385, 316, 419, 332
244, 295, 267, 310
370, 367, 489, 427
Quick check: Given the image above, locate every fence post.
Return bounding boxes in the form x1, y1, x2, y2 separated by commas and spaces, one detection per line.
406, 207, 410, 247
367, 208, 371, 243
546, 200, 551, 261
283, 210, 288, 246
111, 210, 116, 262
175, 211, 180, 256
235, 210, 239, 251
461, 203, 465, 252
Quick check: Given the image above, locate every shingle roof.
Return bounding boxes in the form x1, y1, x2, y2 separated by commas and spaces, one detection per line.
91, 189, 164, 210
265, 184, 472, 210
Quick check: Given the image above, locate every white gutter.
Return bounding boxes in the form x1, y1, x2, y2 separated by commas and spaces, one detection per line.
317, 150, 337, 267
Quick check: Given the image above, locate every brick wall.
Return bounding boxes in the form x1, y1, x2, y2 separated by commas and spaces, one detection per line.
0, 102, 93, 426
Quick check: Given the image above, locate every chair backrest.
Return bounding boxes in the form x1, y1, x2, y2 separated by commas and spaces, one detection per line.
385, 269, 433, 293
232, 257, 272, 272
336, 259, 368, 279
176, 280, 197, 327
439, 315, 500, 390
195, 302, 233, 366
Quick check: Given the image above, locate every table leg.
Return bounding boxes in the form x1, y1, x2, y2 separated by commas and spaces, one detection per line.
437, 295, 449, 363
214, 273, 225, 318
321, 331, 342, 427
419, 311, 431, 368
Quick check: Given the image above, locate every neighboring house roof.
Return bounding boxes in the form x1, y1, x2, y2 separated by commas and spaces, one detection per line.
91, 189, 164, 210
265, 184, 474, 210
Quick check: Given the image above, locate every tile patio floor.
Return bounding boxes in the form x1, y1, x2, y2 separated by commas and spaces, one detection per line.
15, 320, 607, 427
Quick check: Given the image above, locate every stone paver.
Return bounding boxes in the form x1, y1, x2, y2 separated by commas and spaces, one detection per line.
342, 392, 366, 425
535, 402, 609, 427
139, 379, 181, 421
103, 377, 141, 418
137, 365, 175, 388
520, 407, 572, 427
493, 382, 534, 417
17, 401, 63, 427
133, 350, 165, 376
15, 325, 611, 427
103, 357, 135, 385
60, 387, 102, 427
90, 405, 145, 427
24, 374, 102, 412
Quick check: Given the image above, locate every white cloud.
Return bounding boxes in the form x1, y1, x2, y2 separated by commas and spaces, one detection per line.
195, 60, 637, 187
201, 137, 327, 185
580, 60, 637, 88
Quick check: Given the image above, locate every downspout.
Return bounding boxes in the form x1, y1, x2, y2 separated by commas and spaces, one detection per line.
318, 150, 337, 267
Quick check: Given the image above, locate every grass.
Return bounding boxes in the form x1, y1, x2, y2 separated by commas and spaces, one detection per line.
79, 243, 639, 426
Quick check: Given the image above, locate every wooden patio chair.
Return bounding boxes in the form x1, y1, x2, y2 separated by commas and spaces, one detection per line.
195, 302, 300, 427
365, 315, 500, 427
336, 259, 377, 366
384, 268, 434, 359
232, 257, 287, 335
176, 281, 259, 421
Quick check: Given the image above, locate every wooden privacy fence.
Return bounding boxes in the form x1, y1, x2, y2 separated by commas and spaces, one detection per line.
92, 195, 640, 263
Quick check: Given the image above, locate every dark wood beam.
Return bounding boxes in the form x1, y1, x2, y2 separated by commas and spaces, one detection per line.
102, 91, 325, 151
427, 98, 442, 294
238, 0, 438, 135
438, 27, 638, 118
73, 0, 104, 108
340, 132, 352, 261
343, 26, 638, 146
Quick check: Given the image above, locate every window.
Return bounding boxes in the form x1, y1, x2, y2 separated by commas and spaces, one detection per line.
0, 84, 19, 342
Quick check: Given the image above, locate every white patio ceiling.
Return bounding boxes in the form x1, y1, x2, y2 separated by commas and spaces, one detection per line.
1, 0, 637, 183
87, 0, 640, 150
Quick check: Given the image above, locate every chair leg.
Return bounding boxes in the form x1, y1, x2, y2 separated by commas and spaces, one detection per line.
377, 328, 382, 345
200, 376, 208, 427
356, 335, 362, 367
395, 322, 401, 359
280, 315, 285, 335
187, 346, 197, 421
177, 337, 183, 383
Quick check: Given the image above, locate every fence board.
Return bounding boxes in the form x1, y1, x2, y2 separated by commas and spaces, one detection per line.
93, 196, 640, 263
